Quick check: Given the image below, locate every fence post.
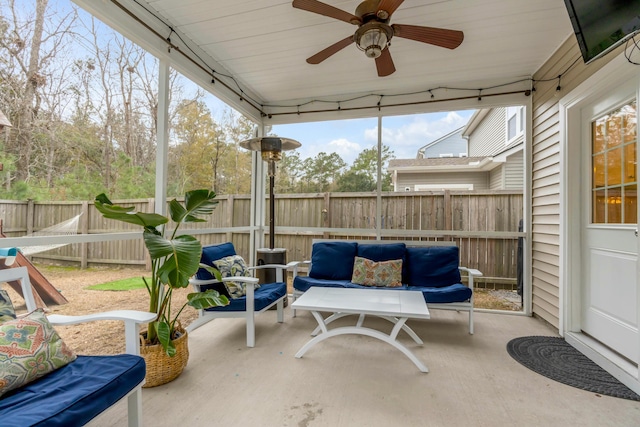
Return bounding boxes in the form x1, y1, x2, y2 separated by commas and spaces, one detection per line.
226, 195, 234, 242
323, 192, 331, 238
80, 201, 89, 268
26, 199, 34, 235
444, 190, 452, 239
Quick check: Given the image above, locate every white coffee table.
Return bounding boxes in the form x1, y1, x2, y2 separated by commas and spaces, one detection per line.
291, 287, 431, 373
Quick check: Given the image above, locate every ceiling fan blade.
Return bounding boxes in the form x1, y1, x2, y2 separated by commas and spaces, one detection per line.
307, 35, 354, 64
392, 24, 464, 49
292, 0, 361, 25
375, 48, 396, 77
377, 0, 404, 18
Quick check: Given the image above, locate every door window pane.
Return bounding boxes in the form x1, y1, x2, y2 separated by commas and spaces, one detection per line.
607, 187, 622, 223
591, 100, 637, 224
624, 144, 636, 183
607, 147, 622, 186
624, 185, 637, 224
593, 189, 606, 223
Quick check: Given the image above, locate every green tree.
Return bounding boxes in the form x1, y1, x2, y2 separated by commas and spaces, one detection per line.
217, 109, 254, 194
275, 151, 304, 193
170, 99, 222, 194
336, 170, 376, 192
339, 145, 395, 192
301, 152, 346, 192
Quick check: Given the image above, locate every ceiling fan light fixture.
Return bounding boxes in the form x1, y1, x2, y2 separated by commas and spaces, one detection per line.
355, 22, 392, 59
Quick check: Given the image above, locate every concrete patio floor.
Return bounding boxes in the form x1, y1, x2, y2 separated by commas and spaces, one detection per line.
90, 308, 640, 427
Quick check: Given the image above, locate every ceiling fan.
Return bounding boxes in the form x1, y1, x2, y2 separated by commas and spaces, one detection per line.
292, 0, 464, 77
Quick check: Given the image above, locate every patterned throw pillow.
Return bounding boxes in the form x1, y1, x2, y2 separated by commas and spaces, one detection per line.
0, 309, 77, 398
213, 255, 256, 299
0, 289, 16, 324
351, 256, 403, 287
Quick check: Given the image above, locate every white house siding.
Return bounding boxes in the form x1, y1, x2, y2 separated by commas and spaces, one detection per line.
397, 172, 489, 191
504, 151, 524, 189
489, 167, 503, 189
468, 109, 506, 156
531, 37, 624, 329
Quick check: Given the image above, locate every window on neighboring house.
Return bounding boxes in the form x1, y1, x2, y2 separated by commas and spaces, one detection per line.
507, 106, 524, 142
439, 153, 454, 157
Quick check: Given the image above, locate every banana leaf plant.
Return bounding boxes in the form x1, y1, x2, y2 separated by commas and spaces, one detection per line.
94, 189, 229, 356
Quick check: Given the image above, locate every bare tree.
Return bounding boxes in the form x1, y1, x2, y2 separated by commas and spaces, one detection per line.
0, 0, 76, 182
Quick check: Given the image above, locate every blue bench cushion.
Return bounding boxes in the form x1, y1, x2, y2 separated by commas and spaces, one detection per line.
406, 246, 462, 288
308, 241, 357, 280
203, 282, 286, 312
0, 354, 145, 427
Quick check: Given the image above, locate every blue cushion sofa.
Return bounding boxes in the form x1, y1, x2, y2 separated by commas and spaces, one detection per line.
291, 240, 482, 334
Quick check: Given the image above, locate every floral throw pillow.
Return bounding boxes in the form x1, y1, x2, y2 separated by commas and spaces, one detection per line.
213, 255, 257, 299
351, 256, 403, 288
0, 289, 16, 324
0, 309, 77, 398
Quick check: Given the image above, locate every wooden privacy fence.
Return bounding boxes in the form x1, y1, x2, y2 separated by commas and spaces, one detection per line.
0, 190, 523, 289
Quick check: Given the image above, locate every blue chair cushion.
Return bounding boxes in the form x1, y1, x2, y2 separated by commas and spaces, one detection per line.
0, 354, 145, 427
406, 246, 462, 288
308, 241, 357, 280
196, 242, 238, 297
203, 282, 286, 312
414, 284, 473, 303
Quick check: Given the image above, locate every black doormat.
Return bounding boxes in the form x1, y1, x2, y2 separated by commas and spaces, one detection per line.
506, 336, 640, 401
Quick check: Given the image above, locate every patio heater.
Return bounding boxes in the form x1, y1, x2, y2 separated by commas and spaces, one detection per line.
239, 136, 301, 286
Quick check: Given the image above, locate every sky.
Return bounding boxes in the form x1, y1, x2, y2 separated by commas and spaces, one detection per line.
271, 110, 475, 164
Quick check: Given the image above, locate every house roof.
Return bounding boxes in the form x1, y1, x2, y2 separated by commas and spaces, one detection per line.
388, 156, 497, 172
72, 0, 573, 124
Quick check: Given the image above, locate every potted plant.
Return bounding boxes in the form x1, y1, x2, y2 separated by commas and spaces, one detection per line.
94, 189, 229, 386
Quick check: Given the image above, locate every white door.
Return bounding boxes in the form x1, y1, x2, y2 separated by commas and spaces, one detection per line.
581, 83, 639, 362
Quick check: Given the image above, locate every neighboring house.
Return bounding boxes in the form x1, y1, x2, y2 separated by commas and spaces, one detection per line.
388, 107, 524, 192
416, 126, 467, 158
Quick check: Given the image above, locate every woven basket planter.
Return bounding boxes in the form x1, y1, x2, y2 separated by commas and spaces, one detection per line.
140, 326, 189, 388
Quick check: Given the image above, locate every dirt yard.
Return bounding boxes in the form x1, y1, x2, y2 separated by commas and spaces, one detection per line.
7, 264, 198, 356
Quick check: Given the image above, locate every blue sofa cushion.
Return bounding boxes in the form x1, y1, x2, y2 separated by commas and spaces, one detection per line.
357, 243, 407, 282
356, 243, 406, 262
308, 241, 357, 280
415, 284, 473, 303
0, 354, 145, 427
406, 246, 462, 288
196, 242, 237, 298
294, 276, 354, 292
203, 282, 286, 312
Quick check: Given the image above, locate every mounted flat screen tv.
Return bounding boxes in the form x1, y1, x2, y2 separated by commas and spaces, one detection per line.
563, 0, 640, 64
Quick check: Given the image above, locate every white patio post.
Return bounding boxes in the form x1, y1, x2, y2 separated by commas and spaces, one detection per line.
155, 59, 170, 216
248, 124, 267, 266
376, 115, 383, 240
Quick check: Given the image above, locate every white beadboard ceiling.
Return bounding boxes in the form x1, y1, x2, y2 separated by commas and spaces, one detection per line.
73, 0, 573, 123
